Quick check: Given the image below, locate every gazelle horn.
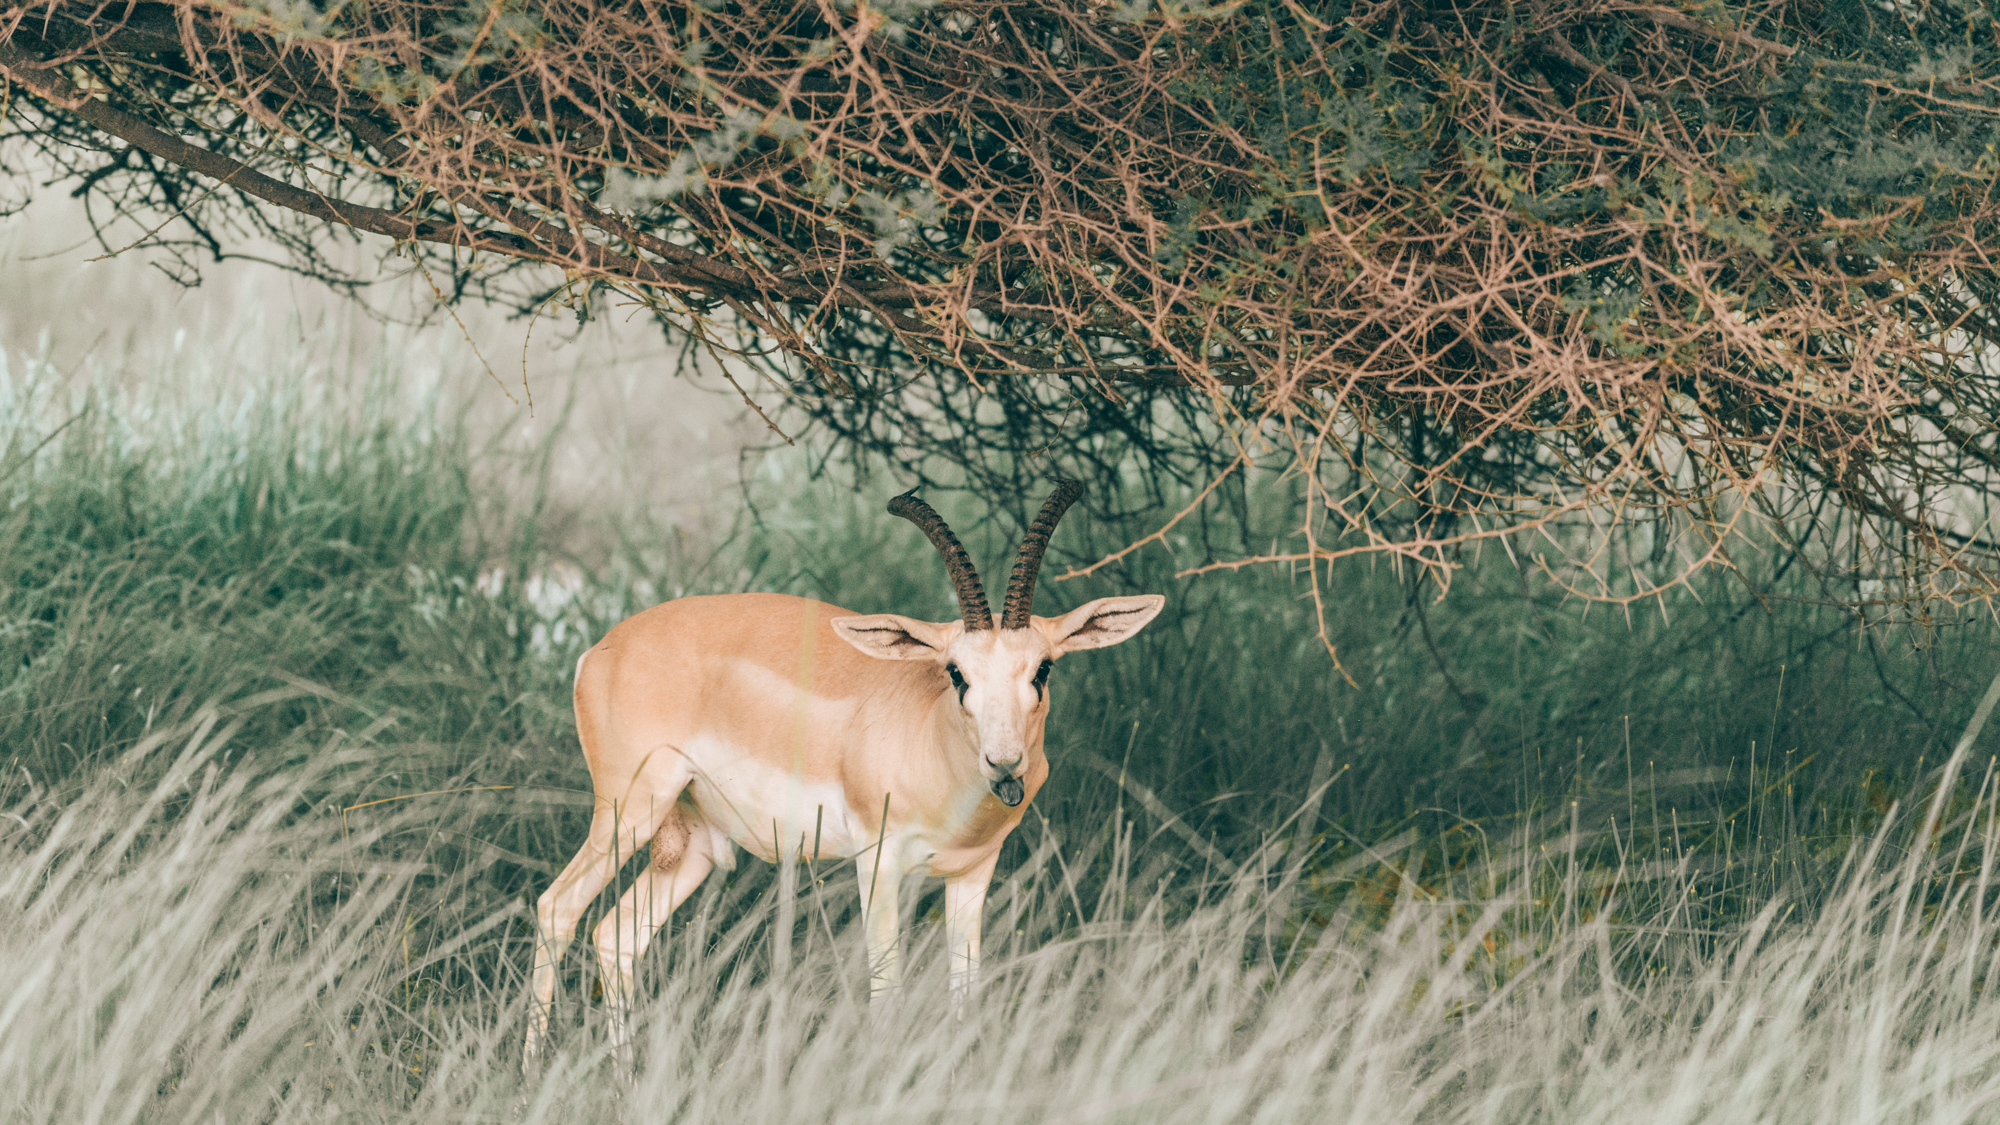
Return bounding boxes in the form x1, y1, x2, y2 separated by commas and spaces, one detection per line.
1000, 480, 1085, 629
888, 488, 993, 630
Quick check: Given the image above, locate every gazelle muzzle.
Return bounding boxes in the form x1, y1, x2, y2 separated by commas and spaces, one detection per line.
982, 746, 1029, 806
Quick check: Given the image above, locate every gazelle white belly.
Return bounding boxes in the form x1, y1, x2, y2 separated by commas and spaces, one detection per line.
678, 734, 867, 863
672, 734, 969, 877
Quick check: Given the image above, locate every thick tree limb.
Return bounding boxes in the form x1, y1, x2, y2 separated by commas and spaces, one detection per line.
0, 40, 535, 255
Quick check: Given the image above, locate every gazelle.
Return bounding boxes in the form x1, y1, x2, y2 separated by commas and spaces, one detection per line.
524, 482, 1164, 1059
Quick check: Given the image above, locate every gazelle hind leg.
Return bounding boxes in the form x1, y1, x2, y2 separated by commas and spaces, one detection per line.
525, 792, 674, 1062
593, 812, 716, 1051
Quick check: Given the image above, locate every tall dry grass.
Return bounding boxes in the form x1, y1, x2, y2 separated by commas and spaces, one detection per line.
10, 694, 2000, 1124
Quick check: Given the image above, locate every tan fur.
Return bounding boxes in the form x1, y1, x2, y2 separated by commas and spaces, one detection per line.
524, 589, 1165, 1060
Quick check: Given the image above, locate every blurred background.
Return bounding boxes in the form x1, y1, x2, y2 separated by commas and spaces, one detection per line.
0, 171, 765, 553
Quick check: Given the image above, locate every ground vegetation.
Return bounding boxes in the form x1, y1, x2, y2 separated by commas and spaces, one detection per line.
6, 342, 2000, 1120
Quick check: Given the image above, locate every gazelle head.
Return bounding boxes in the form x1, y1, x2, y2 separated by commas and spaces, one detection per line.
832, 482, 1165, 807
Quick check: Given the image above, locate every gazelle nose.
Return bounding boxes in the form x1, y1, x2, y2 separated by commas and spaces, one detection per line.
984, 756, 1025, 806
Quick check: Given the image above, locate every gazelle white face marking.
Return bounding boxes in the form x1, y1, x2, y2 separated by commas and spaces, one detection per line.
940, 626, 1053, 805
524, 484, 1163, 1065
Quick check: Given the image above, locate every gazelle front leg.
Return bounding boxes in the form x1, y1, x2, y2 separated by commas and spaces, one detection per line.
854, 850, 904, 1002
944, 853, 1000, 1014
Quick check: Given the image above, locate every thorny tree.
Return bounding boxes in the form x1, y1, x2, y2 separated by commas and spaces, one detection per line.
5, 0, 2000, 656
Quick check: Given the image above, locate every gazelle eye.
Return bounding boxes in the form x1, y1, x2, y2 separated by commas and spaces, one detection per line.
1033, 660, 1052, 698
946, 663, 968, 703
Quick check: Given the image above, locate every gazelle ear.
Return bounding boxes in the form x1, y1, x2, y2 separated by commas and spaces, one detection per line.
831, 615, 960, 661
1042, 595, 1166, 655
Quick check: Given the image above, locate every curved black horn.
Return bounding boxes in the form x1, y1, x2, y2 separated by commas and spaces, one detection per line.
888, 489, 992, 630
1000, 479, 1085, 629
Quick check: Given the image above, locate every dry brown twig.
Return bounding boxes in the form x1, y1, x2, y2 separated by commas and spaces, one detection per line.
4, 0, 2000, 662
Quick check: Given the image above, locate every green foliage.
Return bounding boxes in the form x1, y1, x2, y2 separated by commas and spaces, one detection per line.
3, 342, 1993, 922
3, 342, 2000, 1120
